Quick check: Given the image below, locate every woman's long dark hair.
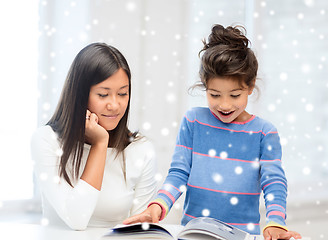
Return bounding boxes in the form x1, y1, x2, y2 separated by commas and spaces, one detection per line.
47, 43, 136, 186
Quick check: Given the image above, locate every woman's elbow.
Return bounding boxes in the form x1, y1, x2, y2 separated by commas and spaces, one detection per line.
64, 216, 89, 231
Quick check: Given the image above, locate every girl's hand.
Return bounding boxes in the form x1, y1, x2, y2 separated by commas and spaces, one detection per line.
263, 227, 302, 240
123, 204, 162, 225
85, 110, 109, 146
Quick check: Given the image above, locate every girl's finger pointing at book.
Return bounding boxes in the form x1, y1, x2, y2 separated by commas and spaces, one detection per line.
122, 215, 139, 225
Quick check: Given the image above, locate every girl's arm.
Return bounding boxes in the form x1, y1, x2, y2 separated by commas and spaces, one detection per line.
259, 124, 292, 236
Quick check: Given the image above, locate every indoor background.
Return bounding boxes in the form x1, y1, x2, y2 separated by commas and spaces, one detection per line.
0, 0, 327, 239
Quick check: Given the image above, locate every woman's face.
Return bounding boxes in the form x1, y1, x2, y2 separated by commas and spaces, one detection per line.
88, 68, 130, 130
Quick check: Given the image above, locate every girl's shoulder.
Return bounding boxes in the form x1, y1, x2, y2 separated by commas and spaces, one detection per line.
250, 116, 279, 134
184, 107, 211, 121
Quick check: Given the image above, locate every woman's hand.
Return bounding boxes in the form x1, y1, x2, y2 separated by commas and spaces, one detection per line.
85, 110, 109, 146
81, 110, 109, 190
263, 227, 302, 240
123, 204, 162, 225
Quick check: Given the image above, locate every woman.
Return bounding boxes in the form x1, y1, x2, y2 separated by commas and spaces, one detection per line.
31, 43, 157, 230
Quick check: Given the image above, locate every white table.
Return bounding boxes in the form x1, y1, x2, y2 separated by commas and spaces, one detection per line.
0, 223, 308, 240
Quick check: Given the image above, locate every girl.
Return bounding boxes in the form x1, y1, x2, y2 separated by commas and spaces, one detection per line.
31, 43, 157, 230
123, 25, 301, 240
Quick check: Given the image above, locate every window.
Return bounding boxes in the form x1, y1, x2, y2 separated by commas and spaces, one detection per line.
0, 1, 39, 204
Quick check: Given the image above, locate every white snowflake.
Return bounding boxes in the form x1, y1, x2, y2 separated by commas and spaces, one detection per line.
287, 114, 296, 123
155, 173, 162, 182
280, 137, 288, 146
220, 151, 228, 159
303, 167, 311, 175
212, 173, 223, 184
179, 185, 187, 192
247, 223, 255, 231
230, 197, 238, 205
144, 16, 150, 21
126, 2, 136, 11
161, 128, 169, 136
175, 34, 181, 40
53, 176, 60, 184
267, 104, 276, 112
252, 159, 260, 169
174, 203, 181, 210
208, 149, 216, 157
39, 173, 48, 181
166, 93, 176, 103
235, 166, 243, 175
41, 218, 49, 226
134, 158, 144, 169
279, 72, 288, 81
43, 102, 51, 111
266, 193, 275, 201
133, 198, 139, 205
142, 122, 151, 131
297, 13, 305, 20
305, 103, 314, 112
303, 0, 314, 7
56, 148, 63, 157
141, 223, 150, 230
202, 209, 210, 217
301, 64, 311, 73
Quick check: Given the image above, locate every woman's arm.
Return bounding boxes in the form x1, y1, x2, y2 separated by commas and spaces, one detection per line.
81, 112, 109, 190
31, 126, 100, 230
31, 112, 109, 230
129, 140, 158, 216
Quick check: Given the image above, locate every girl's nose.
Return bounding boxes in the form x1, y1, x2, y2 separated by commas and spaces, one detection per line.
219, 100, 231, 110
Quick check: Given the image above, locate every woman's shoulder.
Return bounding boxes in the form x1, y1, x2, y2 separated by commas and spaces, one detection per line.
126, 135, 155, 157
31, 125, 60, 148
128, 135, 154, 150
32, 124, 57, 138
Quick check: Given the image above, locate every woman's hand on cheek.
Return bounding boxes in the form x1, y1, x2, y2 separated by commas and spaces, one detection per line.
85, 110, 109, 146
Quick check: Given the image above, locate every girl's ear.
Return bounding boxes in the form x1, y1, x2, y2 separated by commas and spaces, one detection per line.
248, 79, 256, 95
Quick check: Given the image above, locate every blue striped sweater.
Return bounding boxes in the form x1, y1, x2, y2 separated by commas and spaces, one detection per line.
152, 107, 288, 235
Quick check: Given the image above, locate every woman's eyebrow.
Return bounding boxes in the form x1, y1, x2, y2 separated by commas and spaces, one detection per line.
96, 85, 129, 90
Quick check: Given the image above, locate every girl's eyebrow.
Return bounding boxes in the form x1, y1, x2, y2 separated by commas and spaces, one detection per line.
96, 85, 129, 90
207, 88, 243, 92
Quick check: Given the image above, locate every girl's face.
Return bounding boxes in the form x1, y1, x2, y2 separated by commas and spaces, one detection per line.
206, 77, 253, 123
88, 68, 129, 130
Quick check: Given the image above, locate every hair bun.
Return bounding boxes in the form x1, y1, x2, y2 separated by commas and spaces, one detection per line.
202, 24, 250, 52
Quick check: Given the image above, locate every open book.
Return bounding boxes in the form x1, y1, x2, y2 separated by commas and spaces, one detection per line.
102, 217, 255, 240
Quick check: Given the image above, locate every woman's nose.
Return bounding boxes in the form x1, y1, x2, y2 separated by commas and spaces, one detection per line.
107, 97, 119, 110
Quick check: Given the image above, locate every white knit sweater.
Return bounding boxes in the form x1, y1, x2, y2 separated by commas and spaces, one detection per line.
31, 125, 158, 230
